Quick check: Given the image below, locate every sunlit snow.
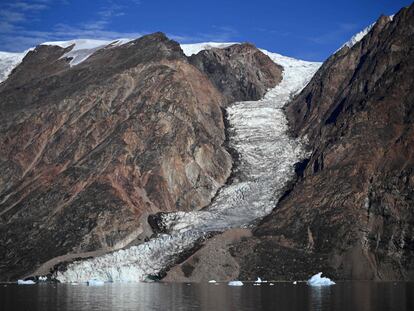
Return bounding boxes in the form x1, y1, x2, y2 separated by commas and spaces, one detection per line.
0, 51, 27, 83
42, 38, 132, 66
180, 42, 238, 56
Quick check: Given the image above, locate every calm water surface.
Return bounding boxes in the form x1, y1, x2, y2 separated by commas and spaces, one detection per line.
1, 282, 413, 311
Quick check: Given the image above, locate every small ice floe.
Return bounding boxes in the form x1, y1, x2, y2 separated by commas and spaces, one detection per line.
17, 279, 36, 285
255, 277, 262, 283
228, 280, 244, 286
38, 276, 47, 282
87, 279, 105, 286
307, 273, 335, 286
293, 281, 297, 285
269, 283, 274, 286
208, 280, 217, 283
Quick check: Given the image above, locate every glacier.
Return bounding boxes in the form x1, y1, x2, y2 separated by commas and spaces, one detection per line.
0, 38, 321, 283
54, 45, 321, 283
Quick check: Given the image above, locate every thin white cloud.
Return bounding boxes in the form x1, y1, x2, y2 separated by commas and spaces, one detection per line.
8, 2, 49, 11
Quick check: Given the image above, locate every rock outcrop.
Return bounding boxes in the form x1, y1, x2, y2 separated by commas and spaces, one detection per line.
0, 33, 281, 280
234, 5, 414, 280
189, 43, 283, 103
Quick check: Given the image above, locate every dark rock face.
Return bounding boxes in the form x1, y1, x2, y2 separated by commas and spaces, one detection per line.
0, 33, 281, 280
235, 5, 414, 280
189, 43, 283, 103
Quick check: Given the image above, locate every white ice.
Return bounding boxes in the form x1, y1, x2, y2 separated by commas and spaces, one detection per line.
255, 277, 262, 283
17, 279, 35, 285
228, 280, 244, 286
208, 280, 217, 283
55, 46, 321, 283
307, 273, 335, 286
87, 279, 105, 286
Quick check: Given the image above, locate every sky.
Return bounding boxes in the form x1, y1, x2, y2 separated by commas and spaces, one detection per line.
0, 0, 411, 61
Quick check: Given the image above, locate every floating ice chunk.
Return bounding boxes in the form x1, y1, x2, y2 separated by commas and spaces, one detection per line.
307, 273, 335, 286
228, 280, 244, 286
293, 281, 297, 285
269, 283, 274, 286
38, 276, 47, 282
17, 279, 35, 285
255, 277, 262, 283
208, 280, 217, 283
87, 279, 105, 286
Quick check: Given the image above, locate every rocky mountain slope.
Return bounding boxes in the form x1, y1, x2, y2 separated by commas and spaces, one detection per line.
160, 4, 414, 282
1, 3, 413, 283
0, 33, 281, 281
231, 5, 414, 281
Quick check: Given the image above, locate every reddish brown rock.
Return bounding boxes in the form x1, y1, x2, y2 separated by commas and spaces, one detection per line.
0, 33, 282, 280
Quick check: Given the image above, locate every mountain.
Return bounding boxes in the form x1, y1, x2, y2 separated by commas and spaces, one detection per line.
0, 33, 282, 281
1, 3, 413, 283
228, 5, 414, 281
158, 5, 414, 282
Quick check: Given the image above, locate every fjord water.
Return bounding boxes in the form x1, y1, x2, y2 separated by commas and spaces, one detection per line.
1, 282, 413, 311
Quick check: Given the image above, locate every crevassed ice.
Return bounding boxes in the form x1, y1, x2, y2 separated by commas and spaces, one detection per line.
56, 49, 321, 283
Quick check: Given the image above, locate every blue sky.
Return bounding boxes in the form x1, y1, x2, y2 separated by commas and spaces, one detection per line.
0, 0, 411, 61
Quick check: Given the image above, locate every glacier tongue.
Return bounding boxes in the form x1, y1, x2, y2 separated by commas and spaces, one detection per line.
56, 49, 321, 283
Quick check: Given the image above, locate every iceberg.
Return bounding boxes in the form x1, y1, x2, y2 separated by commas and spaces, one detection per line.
87, 279, 105, 286
17, 279, 35, 285
255, 277, 262, 283
307, 273, 335, 286
228, 280, 244, 286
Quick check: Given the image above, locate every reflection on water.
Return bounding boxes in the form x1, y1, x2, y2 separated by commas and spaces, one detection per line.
0, 282, 413, 311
